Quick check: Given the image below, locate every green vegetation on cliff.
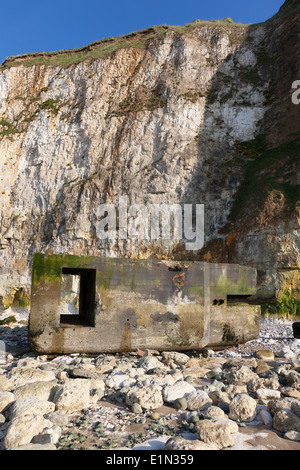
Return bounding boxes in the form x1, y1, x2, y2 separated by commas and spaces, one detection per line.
1, 19, 247, 69
261, 289, 300, 317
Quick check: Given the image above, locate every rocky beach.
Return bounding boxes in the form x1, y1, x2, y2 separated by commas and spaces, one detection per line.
0, 309, 300, 451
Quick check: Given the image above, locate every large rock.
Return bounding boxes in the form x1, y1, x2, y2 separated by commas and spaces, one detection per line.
8, 368, 56, 388
200, 406, 225, 419
273, 409, 300, 433
161, 352, 190, 365
163, 381, 196, 403
196, 417, 239, 449
106, 373, 131, 389
186, 390, 212, 411
223, 358, 258, 369
229, 393, 257, 422
208, 390, 231, 406
137, 356, 166, 372
0, 391, 15, 412
95, 355, 117, 373
287, 371, 300, 388
126, 385, 163, 410
165, 437, 219, 450
255, 389, 281, 401
4, 414, 48, 449
225, 366, 257, 385
13, 380, 57, 401
52, 379, 91, 413
8, 399, 55, 420
267, 399, 293, 416
0, 376, 14, 392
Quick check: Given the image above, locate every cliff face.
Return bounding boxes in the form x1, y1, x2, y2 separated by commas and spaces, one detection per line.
0, 0, 299, 308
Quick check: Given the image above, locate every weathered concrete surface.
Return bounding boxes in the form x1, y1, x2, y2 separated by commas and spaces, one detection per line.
29, 254, 260, 354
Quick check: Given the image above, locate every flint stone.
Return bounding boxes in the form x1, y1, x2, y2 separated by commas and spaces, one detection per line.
131, 402, 143, 413
173, 398, 187, 410
31, 434, 52, 445
206, 369, 222, 379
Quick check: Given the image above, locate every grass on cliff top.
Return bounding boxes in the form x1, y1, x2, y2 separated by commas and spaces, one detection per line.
1, 19, 248, 69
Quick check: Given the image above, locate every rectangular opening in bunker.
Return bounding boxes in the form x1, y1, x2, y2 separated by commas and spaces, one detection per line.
60, 268, 96, 326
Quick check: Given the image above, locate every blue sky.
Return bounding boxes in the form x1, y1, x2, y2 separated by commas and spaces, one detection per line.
0, 0, 285, 64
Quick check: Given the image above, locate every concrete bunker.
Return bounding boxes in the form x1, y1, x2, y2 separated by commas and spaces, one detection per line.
29, 253, 261, 354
